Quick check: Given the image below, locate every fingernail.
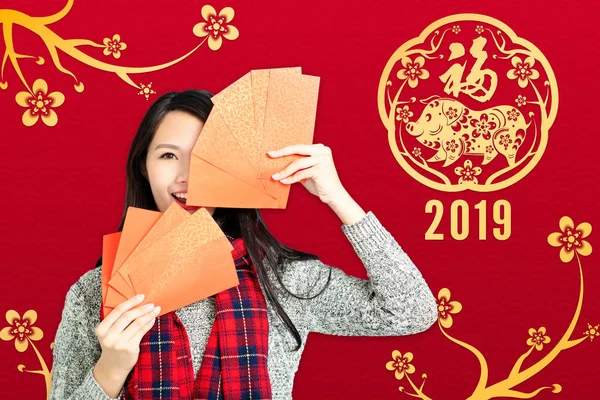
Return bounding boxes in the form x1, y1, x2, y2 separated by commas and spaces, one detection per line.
267, 150, 275, 155
135, 294, 145, 301
272, 173, 280, 179
154, 306, 161, 314
144, 303, 155, 310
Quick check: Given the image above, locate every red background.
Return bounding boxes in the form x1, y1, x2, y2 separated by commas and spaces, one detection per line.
1, 0, 598, 398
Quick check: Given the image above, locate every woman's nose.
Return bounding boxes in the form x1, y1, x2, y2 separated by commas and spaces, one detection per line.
177, 156, 191, 183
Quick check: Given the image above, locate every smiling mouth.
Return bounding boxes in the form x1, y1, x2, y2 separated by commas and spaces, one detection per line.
171, 193, 201, 210
172, 193, 187, 205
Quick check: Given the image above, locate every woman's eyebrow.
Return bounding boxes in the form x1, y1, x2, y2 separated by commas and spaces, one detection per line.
154, 144, 181, 150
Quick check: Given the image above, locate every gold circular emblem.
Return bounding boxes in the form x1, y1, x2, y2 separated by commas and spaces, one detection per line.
378, 14, 558, 192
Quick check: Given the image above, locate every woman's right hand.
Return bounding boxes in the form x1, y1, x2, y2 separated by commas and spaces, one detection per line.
93, 294, 161, 397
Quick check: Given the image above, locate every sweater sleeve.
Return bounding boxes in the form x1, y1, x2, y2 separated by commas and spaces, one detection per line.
298, 211, 438, 336
49, 279, 120, 400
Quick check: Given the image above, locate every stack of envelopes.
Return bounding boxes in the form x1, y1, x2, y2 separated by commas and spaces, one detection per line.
187, 67, 320, 209
101, 202, 238, 317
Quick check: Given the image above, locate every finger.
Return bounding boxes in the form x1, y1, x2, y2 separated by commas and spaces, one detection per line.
268, 143, 327, 158
121, 306, 161, 342
280, 168, 313, 184
128, 317, 157, 345
108, 302, 156, 336
272, 156, 319, 180
96, 294, 145, 336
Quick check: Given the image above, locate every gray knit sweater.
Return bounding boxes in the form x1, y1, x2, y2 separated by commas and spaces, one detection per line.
50, 211, 438, 399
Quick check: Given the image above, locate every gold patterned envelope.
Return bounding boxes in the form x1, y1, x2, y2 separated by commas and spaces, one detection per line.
187, 67, 319, 209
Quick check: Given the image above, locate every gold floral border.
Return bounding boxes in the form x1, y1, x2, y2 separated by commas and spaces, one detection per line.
0, 1, 239, 127
385, 216, 596, 399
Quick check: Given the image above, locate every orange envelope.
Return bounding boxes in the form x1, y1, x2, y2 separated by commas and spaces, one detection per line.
213, 67, 302, 172
258, 70, 320, 179
193, 106, 270, 195
104, 207, 162, 307
101, 203, 239, 317
187, 67, 319, 209
113, 202, 189, 296
188, 154, 289, 208
210, 71, 265, 191
129, 236, 236, 316
250, 68, 305, 196
209, 68, 300, 201
101, 232, 121, 319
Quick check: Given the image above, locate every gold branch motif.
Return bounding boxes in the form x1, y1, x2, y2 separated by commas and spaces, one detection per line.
386, 216, 595, 399
0, 310, 53, 399
0, 1, 239, 127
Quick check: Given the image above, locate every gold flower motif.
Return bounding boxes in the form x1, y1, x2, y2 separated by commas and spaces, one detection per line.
102, 34, 127, 59
15, 79, 65, 127
475, 25, 484, 34
547, 216, 592, 263
396, 56, 430, 89
507, 108, 520, 121
138, 82, 156, 100
436, 288, 462, 328
515, 94, 527, 107
526, 327, 550, 351
412, 147, 422, 158
446, 107, 458, 120
470, 113, 496, 140
454, 159, 482, 185
584, 323, 599, 342
507, 56, 540, 88
385, 350, 416, 380
445, 139, 459, 153
499, 134, 513, 150
192, 5, 240, 51
396, 105, 414, 123
0, 310, 44, 352
452, 25, 461, 34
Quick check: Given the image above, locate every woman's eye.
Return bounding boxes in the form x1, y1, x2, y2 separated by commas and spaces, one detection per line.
160, 152, 177, 160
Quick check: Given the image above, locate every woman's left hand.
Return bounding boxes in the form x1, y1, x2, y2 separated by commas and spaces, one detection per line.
268, 144, 348, 205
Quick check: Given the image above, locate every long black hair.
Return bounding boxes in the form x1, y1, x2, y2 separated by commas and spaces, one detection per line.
95, 89, 331, 350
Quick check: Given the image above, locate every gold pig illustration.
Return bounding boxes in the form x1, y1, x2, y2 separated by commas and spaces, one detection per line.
405, 95, 530, 167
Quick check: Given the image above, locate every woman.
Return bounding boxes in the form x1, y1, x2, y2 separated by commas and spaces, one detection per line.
50, 90, 438, 400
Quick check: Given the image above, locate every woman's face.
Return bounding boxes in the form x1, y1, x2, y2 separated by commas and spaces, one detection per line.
145, 110, 216, 216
